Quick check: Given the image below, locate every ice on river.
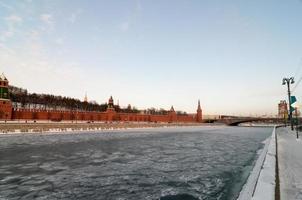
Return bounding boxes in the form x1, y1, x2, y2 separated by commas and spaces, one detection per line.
0, 126, 272, 200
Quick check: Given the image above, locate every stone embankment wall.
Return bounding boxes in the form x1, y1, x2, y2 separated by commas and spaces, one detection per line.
237, 126, 277, 200
0, 122, 203, 134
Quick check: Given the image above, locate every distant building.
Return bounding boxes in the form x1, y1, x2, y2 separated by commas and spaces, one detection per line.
278, 100, 288, 119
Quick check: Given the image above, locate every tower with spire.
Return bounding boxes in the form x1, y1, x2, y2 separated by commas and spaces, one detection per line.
169, 105, 177, 122
107, 96, 114, 110
196, 100, 202, 122
106, 96, 116, 121
84, 92, 88, 103
0, 73, 13, 120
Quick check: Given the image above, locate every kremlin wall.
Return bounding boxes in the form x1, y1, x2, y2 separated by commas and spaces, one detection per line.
0, 74, 202, 123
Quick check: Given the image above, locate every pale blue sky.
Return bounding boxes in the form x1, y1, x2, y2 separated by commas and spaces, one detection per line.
1, 0, 302, 115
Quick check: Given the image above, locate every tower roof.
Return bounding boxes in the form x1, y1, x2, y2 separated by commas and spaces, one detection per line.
108, 96, 114, 105
197, 99, 202, 111
107, 95, 115, 110
0, 73, 7, 81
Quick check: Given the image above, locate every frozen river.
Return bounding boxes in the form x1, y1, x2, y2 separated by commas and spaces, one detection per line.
0, 126, 272, 200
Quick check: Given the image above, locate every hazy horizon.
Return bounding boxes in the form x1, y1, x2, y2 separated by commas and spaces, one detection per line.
1, 0, 302, 115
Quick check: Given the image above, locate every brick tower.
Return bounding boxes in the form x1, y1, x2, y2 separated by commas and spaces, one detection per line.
106, 96, 116, 121
196, 100, 202, 123
169, 106, 177, 122
0, 73, 13, 120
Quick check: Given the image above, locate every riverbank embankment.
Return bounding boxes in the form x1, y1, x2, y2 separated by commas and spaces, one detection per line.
238, 126, 277, 200
0, 121, 208, 134
238, 125, 302, 200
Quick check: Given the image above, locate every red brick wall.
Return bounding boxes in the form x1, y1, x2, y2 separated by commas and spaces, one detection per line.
0, 100, 12, 120
11, 108, 201, 123
177, 115, 195, 122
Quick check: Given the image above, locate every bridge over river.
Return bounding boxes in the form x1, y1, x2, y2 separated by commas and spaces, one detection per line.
213, 117, 282, 126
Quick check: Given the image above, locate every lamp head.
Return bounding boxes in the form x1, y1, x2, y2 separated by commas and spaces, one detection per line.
282, 78, 287, 85
290, 77, 295, 84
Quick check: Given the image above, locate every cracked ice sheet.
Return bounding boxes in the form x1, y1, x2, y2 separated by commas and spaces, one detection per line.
277, 127, 302, 200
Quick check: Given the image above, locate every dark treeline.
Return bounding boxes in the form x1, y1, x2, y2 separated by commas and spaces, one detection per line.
9, 85, 108, 112
8, 85, 188, 115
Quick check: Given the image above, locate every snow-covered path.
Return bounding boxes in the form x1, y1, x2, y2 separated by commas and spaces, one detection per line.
277, 127, 302, 200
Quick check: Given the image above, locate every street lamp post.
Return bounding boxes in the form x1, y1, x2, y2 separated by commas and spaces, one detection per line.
282, 77, 295, 131
295, 107, 299, 139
